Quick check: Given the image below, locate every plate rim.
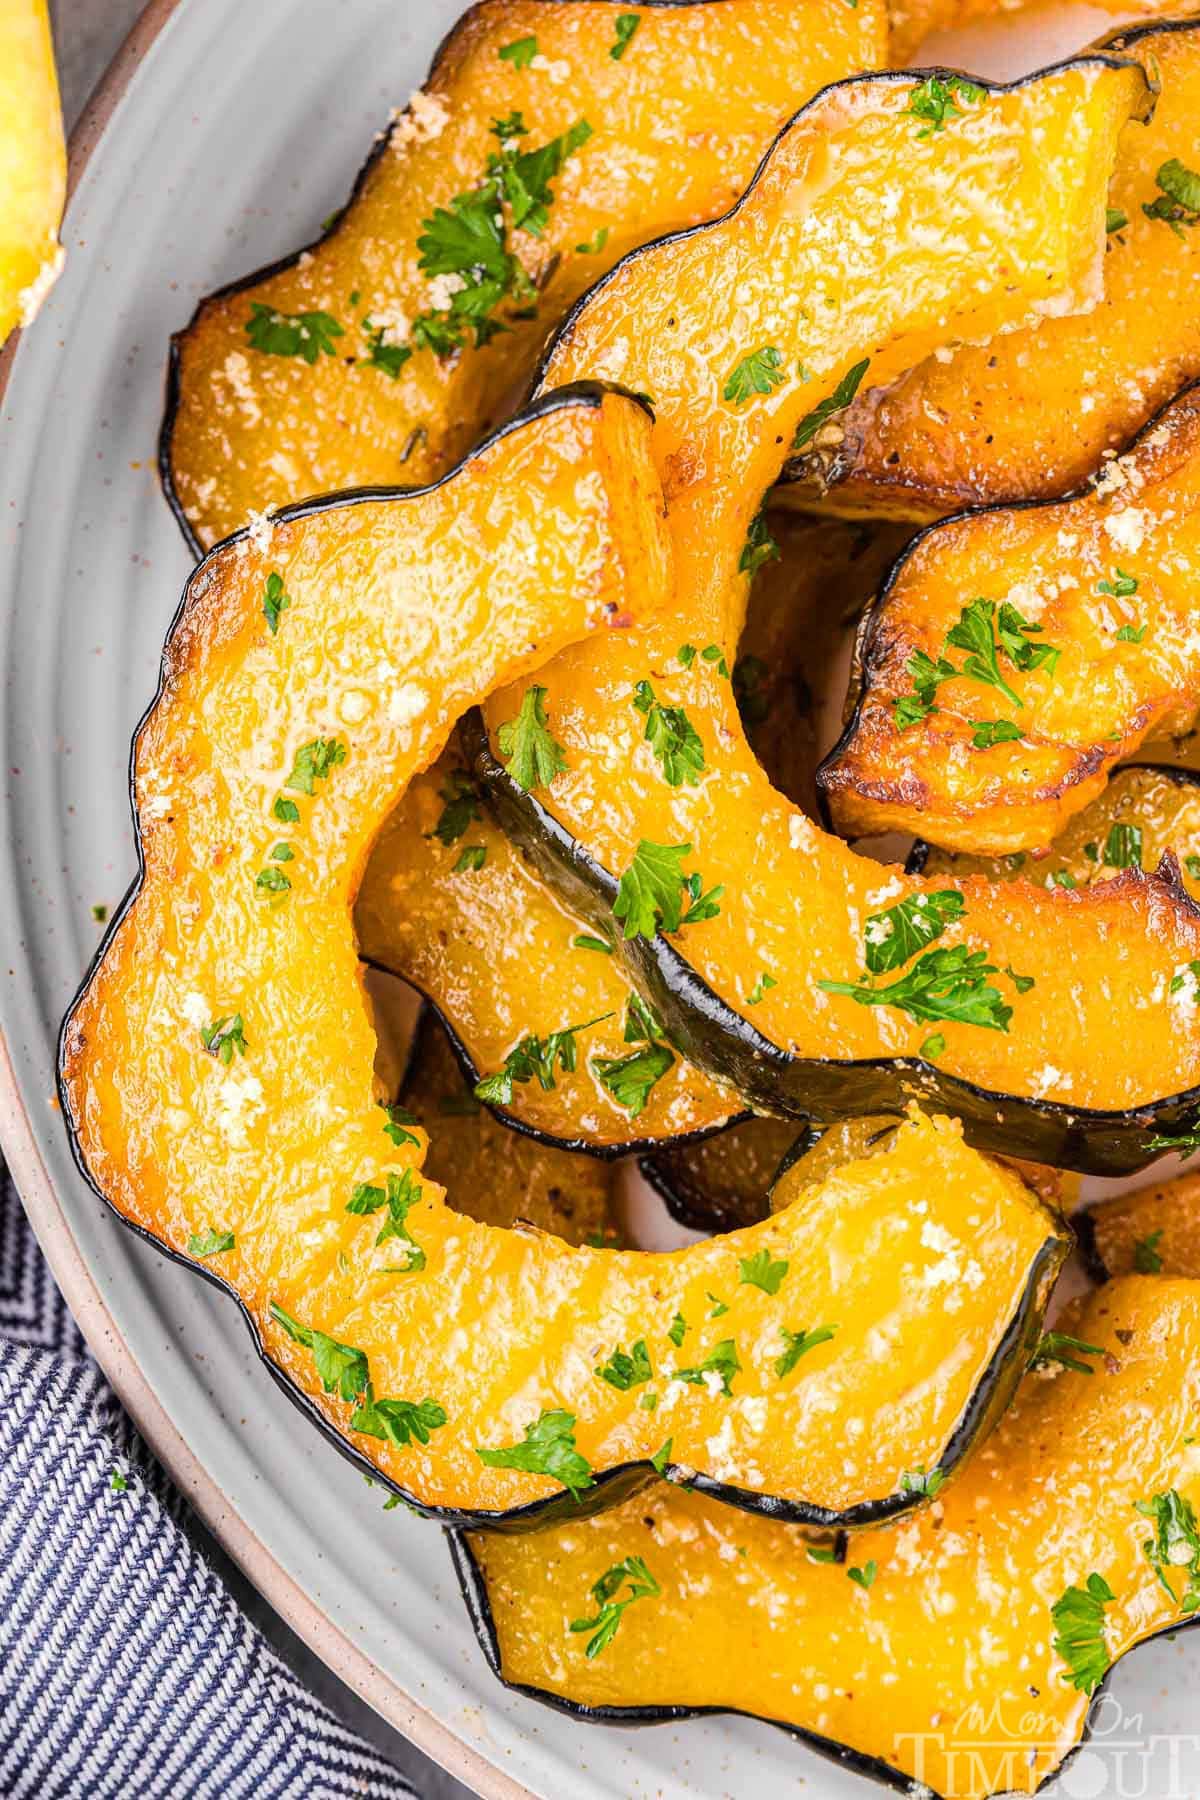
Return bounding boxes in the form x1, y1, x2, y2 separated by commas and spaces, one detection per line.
0, 6, 531, 1793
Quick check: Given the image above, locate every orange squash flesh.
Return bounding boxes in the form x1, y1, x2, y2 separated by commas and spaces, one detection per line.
354, 751, 742, 1152
917, 763, 1200, 898
162, 0, 886, 552
1080, 1169, 1200, 1279
472, 63, 1200, 1143
398, 1004, 617, 1244
0, 0, 65, 343
460, 1279, 1200, 1800
354, 511, 901, 1153
886, 0, 1186, 65
784, 21, 1200, 521
821, 387, 1200, 854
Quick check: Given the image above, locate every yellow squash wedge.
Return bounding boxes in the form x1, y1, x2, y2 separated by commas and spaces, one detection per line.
457, 1278, 1200, 1800
161, 0, 886, 551
469, 59, 1200, 1172
0, 0, 65, 343
785, 21, 1200, 520
821, 386, 1200, 853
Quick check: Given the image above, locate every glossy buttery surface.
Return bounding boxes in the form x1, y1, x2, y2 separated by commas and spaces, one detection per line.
0, 0, 64, 341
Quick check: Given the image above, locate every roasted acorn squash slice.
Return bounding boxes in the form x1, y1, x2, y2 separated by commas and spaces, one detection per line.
60, 391, 1062, 1526
455, 1278, 1200, 1800
469, 60, 1200, 1173
821, 386, 1200, 853
161, 0, 886, 552
784, 20, 1200, 520
0, 0, 65, 343
1079, 1168, 1200, 1280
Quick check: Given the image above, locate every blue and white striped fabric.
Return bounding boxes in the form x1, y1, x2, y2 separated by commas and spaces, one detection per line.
0, 1167, 417, 1800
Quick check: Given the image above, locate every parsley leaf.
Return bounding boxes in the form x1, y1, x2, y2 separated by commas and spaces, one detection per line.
246, 303, 344, 363
454, 844, 487, 872
255, 866, 291, 894
847, 1560, 877, 1590
899, 1464, 945, 1500
200, 1013, 247, 1065
863, 889, 964, 977
1051, 1572, 1114, 1694
1107, 206, 1128, 234
596, 1339, 653, 1390
351, 1389, 448, 1449
592, 1041, 674, 1116
1031, 1330, 1106, 1375
187, 1228, 235, 1258
633, 680, 705, 786
680, 869, 724, 926
672, 1338, 740, 1396
945, 599, 1022, 707
1136, 1488, 1200, 1612
273, 795, 300, 824
1097, 567, 1138, 598
613, 840, 690, 938
261, 571, 291, 635
363, 324, 412, 379
907, 73, 986, 138
476, 1408, 594, 1499
650, 1437, 673, 1475
739, 1249, 789, 1295
493, 116, 593, 237
475, 1011, 613, 1105
572, 932, 613, 955
346, 1169, 427, 1270
1133, 1229, 1164, 1273
668, 1312, 687, 1347
971, 718, 1023, 749
429, 769, 479, 845
575, 225, 609, 255
775, 1324, 837, 1379
792, 358, 870, 451
1102, 822, 1142, 869
380, 1102, 421, 1149
497, 685, 568, 791
498, 34, 538, 67
1116, 623, 1146, 643
723, 346, 786, 407
746, 971, 777, 1006
570, 1555, 659, 1658
285, 736, 347, 795
820, 944, 1012, 1032
1144, 158, 1200, 234
738, 510, 781, 580
270, 1303, 370, 1402
610, 13, 640, 59
893, 648, 957, 730
733, 653, 770, 727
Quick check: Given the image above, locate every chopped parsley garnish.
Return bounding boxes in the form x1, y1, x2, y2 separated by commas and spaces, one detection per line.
1049, 869, 1076, 891
893, 598, 1059, 730
285, 736, 347, 795
1116, 623, 1146, 643
633, 680, 705, 786
187, 1229, 235, 1258
497, 684, 568, 791
672, 1338, 740, 1396
272, 795, 300, 824
362, 323, 412, 379
1031, 1330, 1105, 1375
650, 1437, 673, 1474
739, 1249, 789, 1295
1097, 567, 1138, 598
429, 769, 479, 845
792, 358, 869, 451
668, 1312, 687, 1347
723, 346, 786, 407
475, 1011, 613, 1105
738, 509, 781, 579
109, 1470, 128, 1495
807, 1544, 839, 1564
270, 1303, 370, 1402
1133, 1229, 1164, 1273
707, 1293, 728, 1318
610, 13, 640, 58
498, 34, 538, 67
351, 1389, 446, 1450
593, 1042, 674, 1116
1143, 158, 1200, 235
1006, 966, 1035, 994
821, 945, 1012, 1032
1147, 1125, 1200, 1160
899, 1464, 945, 1500
454, 844, 487, 872
775, 1323, 837, 1379
346, 1169, 427, 1271
971, 718, 1023, 749
245, 303, 344, 363
476, 1407, 594, 1498
746, 971, 777, 1006
919, 1031, 946, 1059
847, 1560, 877, 1590
700, 643, 730, 678
572, 932, 613, 954
255, 865, 291, 894
906, 73, 986, 137
261, 570, 291, 635
1135, 1488, 1200, 1612
1051, 1572, 1114, 1694
200, 1013, 247, 1065
613, 840, 722, 938
1102, 822, 1142, 869
732, 653, 770, 728
893, 649, 957, 730
380, 1102, 421, 1149
1187, 855, 1200, 881
596, 1339, 653, 1390
268, 842, 294, 864
575, 225, 610, 255
677, 644, 697, 669
864, 889, 964, 976
91, 903, 109, 923
1106, 206, 1128, 234
570, 1555, 659, 1658
1170, 960, 1200, 997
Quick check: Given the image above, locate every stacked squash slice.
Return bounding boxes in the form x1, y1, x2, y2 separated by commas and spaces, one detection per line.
61, 4, 1200, 1793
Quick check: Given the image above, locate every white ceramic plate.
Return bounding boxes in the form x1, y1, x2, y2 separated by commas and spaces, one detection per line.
4, 3, 1200, 1795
